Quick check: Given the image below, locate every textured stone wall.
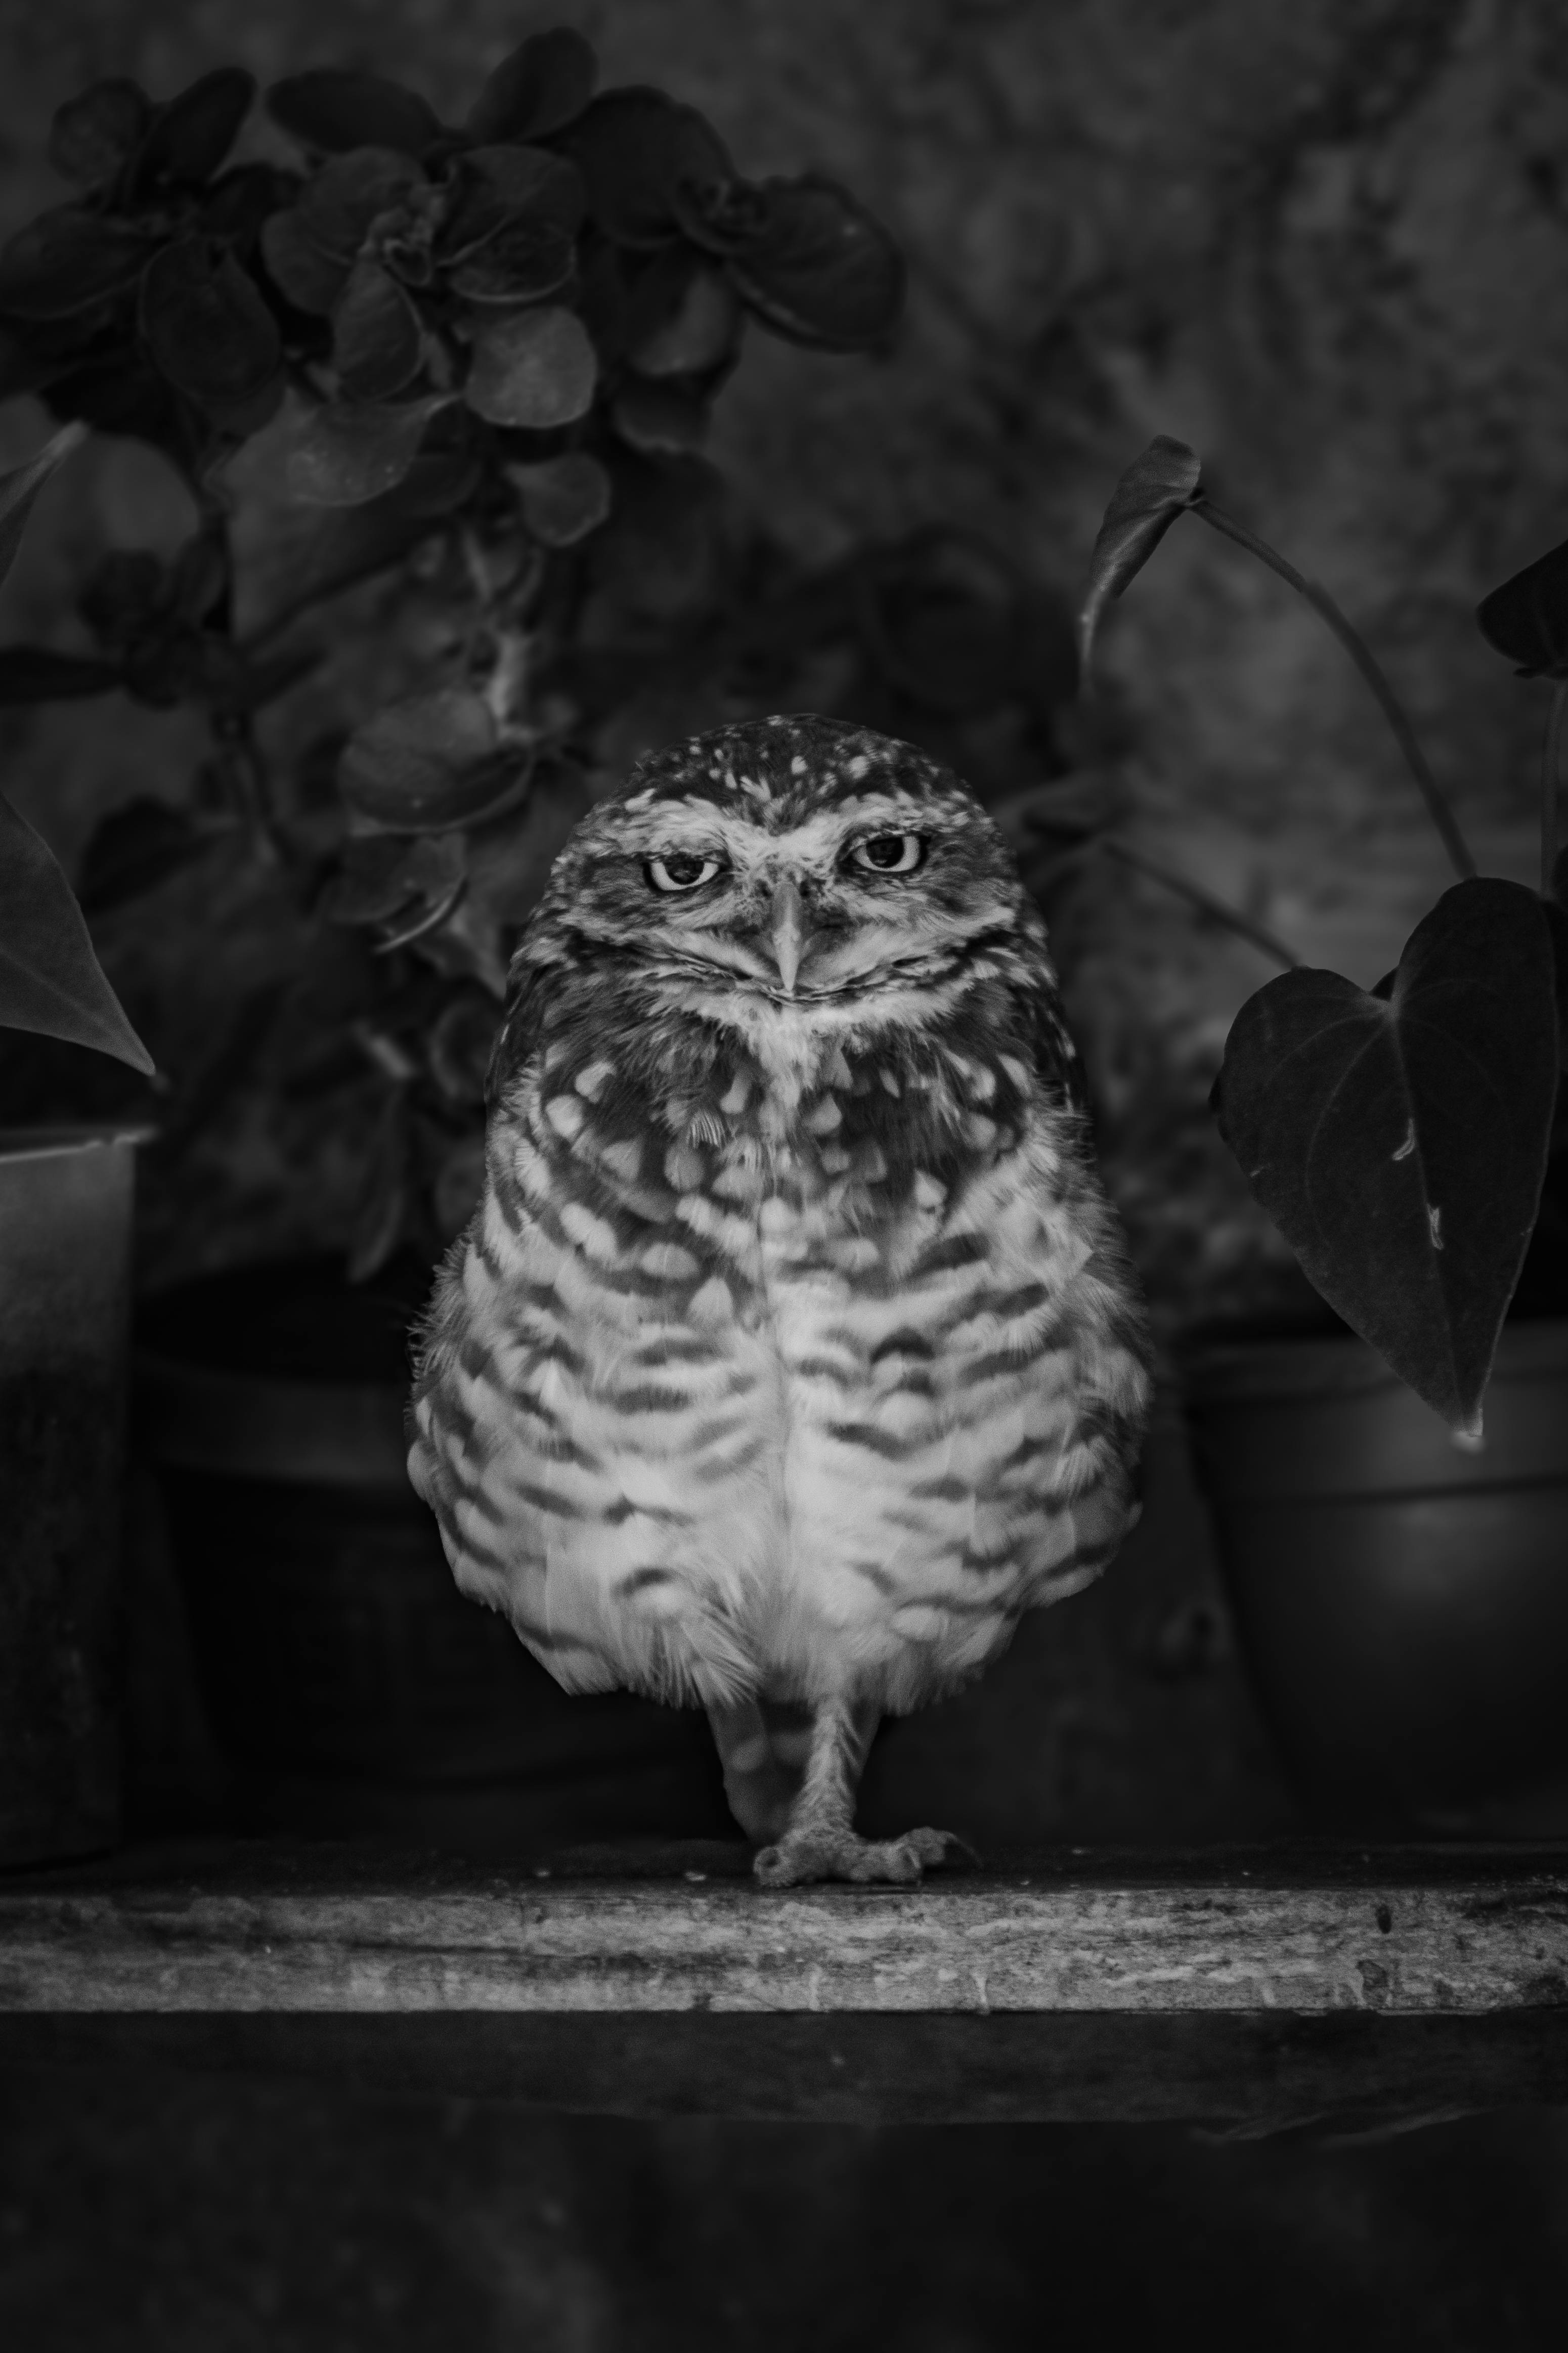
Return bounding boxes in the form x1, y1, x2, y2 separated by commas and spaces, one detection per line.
4, 0, 1565, 1310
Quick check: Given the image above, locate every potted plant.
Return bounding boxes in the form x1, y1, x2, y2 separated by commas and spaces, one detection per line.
1076, 434, 1568, 1833
0, 30, 959, 1838
0, 423, 158, 1865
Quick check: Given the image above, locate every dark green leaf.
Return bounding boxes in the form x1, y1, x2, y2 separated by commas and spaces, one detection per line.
506, 451, 611, 547
464, 305, 596, 428
285, 393, 455, 506
48, 79, 151, 187
466, 28, 598, 144
0, 787, 154, 1072
75, 797, 206, 915
448, 216, 575, 306
1077, 435, 1202, 687
720, 175, 904, 352
0, 206, 151, 321
259, 204, 353, 314
438, 145, 586, 258
78, 549, 167, 647
1477, 536, 1568, 678
134, 68, 255, 191
1212, 877, 1559, 1434
0, 646, 119, 703
628, 261, 739, 376
202, 162, 298, 257
339, 688, 530, 832
170, 529, 229, 626
611, 376, 708, 454
297, 147, 424, 260
332, 257, 425, 399
267, 71, 441, 159
251, 442, 479, 626
322, 831, 464, 926
139, 236, 283, 420
0, 421, 86, 591
556, 89, 732, 248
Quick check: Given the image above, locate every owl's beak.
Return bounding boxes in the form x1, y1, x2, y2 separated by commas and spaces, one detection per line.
767, 874, 808, 995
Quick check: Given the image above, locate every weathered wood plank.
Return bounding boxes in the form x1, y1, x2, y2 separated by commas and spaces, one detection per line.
3, 1843, 1565, 2020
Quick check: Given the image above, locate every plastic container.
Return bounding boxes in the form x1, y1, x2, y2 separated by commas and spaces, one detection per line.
0, 1125, 147, 1866
1184, 1319, 1568, 1833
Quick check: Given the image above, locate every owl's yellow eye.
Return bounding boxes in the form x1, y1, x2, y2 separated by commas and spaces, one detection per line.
849, 833, 925, 875
646, 852, 724, 893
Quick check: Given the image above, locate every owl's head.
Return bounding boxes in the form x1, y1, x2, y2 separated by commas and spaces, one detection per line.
532, 715, 1028, 1022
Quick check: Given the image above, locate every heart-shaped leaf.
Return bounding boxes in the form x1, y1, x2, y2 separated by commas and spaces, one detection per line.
611, 376, 708, 454
1077, 435, 1202, 687
139, 235, 283, 419
267, 71, 441, 159
464, 306, 596, 428
0, 206, 152, 320
0, 646, 119, 704
557, 89, 733, 248
0, 787, 154, 1072
285, 392, 453, 505
628, 261, 739, 377
1212, 876, 1560, 1433
1476, 536, 1568, 678
438, 146, 586, 259
259, 204, 351, 314
339, 688, 530, 832
720, 175, 905, 351
332, 257, 424, 400
448, 216, 576, 307
49, 79, 151, 188
134, 67, 255, 192
466, 28, 598, 144
0, 420, 86, 591
505, 451, 611, 546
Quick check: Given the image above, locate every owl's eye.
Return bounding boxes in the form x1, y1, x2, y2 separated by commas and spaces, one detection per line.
646, 852, 724, 893
849, 833, 925, 876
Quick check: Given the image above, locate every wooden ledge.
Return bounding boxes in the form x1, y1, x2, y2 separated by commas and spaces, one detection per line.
4, 1841, 1566, 2126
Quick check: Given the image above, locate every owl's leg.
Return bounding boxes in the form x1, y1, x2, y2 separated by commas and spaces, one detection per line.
706, 1696, 815, 1844
752, 1695, 972, 1887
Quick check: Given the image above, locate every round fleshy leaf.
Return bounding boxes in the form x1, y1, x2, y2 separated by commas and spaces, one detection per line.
338, 688, 529, 832
1477, 537, 1568, 679
466, 28, 598, 144
0, 206, 152, 321
298, 148, 425, 262
628, 262, 739, 377
0, 787, 154, 1073
448, 217, 576, 307
1076, 435, 1203, 688
557, 88, 733, 248
611, 376, 708, 454
285, 393, 454, 505
134, 67, 255, 191
49, 79, 151, 188
464, 306, 596, 428
1213, 877, 1559, 1435
506, 451, 612, 546
139, 236, 282, 418
267, 70, 441, 159
324, 831, 465, 926
722, 174, 905, 351
437, 146, 586, 258
202, 162, 299, 257
259, 204, 352, 314
332, 257, 425, 399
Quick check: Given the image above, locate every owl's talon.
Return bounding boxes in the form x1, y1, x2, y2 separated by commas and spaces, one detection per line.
752, 1826, 974, 1887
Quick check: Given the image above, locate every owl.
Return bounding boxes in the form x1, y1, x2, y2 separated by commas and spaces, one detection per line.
408, 715, 1153, 1884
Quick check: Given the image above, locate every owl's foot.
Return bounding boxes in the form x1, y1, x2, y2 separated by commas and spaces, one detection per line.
753, 1825, 975, 1887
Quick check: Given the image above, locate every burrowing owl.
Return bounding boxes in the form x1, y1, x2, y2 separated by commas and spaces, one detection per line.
409, 715, 1152, 1884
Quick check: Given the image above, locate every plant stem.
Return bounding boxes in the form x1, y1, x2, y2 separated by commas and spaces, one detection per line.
1543, 678, 1566, 899
1191, 497, 1477, 884
1096, 835, 1301, 970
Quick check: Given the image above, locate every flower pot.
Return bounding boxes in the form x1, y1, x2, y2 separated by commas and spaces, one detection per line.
1, 1124, 147, 1867
132, 1259, 728, 1844
1183, 1318, 1568, 1834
